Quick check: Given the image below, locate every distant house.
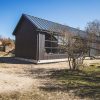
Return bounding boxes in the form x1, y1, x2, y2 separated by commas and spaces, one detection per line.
13, 14, 87, 63
89, 35, 100, 57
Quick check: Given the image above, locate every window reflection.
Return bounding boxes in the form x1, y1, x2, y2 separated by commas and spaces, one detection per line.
45, 33, 66, 54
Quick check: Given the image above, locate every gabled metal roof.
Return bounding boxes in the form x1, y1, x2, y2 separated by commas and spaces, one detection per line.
24, 14, 86, 37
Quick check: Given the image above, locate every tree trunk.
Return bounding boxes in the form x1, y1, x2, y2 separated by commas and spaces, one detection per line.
72, 58, 76, 70
68, 57, 72, 70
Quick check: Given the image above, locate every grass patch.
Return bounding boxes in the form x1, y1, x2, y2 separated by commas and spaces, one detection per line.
40, 63, 100, 99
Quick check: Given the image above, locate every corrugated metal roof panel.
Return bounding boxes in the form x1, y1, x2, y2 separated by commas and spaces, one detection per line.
24, 14, 86, 37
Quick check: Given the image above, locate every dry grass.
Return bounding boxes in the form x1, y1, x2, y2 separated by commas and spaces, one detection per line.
0, 57, 100, 100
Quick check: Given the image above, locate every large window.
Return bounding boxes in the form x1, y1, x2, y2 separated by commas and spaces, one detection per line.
45, 33, 66, 54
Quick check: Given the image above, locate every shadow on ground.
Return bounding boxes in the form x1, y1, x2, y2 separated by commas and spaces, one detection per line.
0, 57, 33, 64
0, 57, 100, 99
28, 68, 100, 99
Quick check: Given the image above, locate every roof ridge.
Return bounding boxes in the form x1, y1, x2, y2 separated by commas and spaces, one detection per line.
23, 13, 86, 37
23, 14, 68, 27
24, 13, 85, 32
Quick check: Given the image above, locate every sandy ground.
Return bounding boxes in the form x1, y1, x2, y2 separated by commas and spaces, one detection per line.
0, 73, 34, 93
0, 58, 100, 99
84, 59, 100, 66
0, 61, 68, 93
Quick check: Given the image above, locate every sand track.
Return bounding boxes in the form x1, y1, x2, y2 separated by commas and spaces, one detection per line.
0, 73, 34, 93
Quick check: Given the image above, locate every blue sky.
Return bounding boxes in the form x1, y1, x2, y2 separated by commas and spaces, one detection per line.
0, 0, 100, 39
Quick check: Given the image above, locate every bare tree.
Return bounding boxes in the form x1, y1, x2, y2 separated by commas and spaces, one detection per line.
86, 20, 100, 36
61, 30, 88, 70
49, 24, 88, 70
68, 36, 87, 70
86, 20, 100, 56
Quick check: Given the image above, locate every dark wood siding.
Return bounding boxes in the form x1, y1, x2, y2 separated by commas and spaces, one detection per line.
13, 14, 90, 62
38, 33, 67, 60
14, 15, 67, 61
15, 17, 38, 60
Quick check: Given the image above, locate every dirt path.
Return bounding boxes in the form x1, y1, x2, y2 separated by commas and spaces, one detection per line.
0, 62, 68, 93
0, 73, 34, 93
0, 59, 68, 87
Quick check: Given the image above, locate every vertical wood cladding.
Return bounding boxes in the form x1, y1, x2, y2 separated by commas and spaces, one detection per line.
38, 33, 45, 60
15, 17, 37, 59
13, 14, 97, 63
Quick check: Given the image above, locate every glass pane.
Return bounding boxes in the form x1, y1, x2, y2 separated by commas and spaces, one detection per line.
45, 33, 66, 54
45, 48, 51, 53
52, 48, 58, 53
52, 34, 58, 41
45, 41, 51, 47
45, 33, 51, 40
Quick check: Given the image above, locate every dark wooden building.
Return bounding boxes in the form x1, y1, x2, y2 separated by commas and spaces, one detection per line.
13, 14, 87, 63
